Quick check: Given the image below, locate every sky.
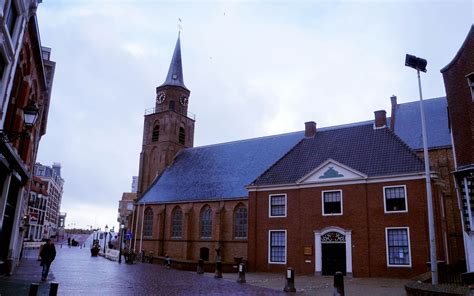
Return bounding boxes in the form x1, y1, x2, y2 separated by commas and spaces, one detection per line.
36, 0, 473, 230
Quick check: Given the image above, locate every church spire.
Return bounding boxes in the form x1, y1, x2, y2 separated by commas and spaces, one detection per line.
161, 34, 188, 90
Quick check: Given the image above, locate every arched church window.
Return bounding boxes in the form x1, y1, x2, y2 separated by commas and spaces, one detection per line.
200, 206, 212, 238
171, 207, 183, 238
143, 207, 153, 237
152, 124, 160, 142
234, 204, 247, 239
179, 127, 185, 145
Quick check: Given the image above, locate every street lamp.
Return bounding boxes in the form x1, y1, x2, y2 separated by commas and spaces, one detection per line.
405, 54, 438, 285
0, 101, 39, 143
118, 223, 125, 264
103, 224, 108, 254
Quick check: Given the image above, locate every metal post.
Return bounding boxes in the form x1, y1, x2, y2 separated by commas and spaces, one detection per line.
49, 282, 59, 296
334, 271, 344, 296
197, 259, 204, 274
214, 261, 222, 278
237, 263, 246, 283
29, 283, 39, 296
118, 227, 123, 264
283, 267, 296, 292
417, 69, 438, 284
103, 232, 106, 254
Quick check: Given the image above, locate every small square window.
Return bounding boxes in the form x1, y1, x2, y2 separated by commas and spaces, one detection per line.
322, 190, 342, 215
269, 194, 286, 217
384, 186, 407, 213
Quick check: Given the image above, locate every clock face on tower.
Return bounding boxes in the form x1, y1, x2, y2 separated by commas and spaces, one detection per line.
179, 96, 189, 106
156, 91, 166, 104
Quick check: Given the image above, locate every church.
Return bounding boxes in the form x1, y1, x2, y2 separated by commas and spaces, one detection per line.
129, 34, 462, 277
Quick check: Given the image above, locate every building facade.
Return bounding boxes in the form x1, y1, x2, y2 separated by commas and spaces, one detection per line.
0, 2, 54, 275
441, 25, 474, 272
390, 96, 464, 265
34, 162, 64, 239
131, 34, 462, 277
247, 120, 445, 277
26, 176, 47, 241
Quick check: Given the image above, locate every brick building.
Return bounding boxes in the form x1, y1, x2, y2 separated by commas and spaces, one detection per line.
26, 176, 47, 241
132, 35, 461, 276
34, 162, 64, 239
441, 25, 474, 272
247, 120, 444, 277
0, 2, 54, 275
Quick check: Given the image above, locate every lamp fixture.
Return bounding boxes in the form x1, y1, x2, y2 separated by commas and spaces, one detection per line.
0, 102, 39, 143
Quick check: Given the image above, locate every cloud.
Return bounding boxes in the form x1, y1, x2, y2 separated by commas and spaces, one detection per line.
36, 1, 473, 228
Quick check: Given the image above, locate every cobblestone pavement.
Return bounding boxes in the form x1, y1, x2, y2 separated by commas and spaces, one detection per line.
0, 242, 281, 295
0, 237, 407, 295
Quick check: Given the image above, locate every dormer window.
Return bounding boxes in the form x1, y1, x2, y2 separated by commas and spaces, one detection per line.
467, 73, 474, 101
172, 74, 178, 80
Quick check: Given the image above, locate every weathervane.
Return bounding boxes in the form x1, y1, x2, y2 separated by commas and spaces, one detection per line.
178, 18, 183, 35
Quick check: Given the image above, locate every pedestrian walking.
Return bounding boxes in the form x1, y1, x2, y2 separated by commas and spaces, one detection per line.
40, 239, 56, 281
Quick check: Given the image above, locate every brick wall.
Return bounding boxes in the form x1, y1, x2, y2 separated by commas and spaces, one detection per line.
248, 178, 445, 277
442, 26, 474, 167
132, 199, 248, 264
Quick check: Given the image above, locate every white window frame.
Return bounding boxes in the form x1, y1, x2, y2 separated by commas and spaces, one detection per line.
268, 194, 287, 218
268, 230, 287, 264
383, 185, 408, 214
385, 227, 412, 267
321, 190, 343, 216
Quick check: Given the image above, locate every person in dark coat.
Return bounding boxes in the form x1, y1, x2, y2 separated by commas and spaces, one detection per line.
40, 239, 56, 281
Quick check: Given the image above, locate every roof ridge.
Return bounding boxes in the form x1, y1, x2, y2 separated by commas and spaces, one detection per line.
189, 130, 304, 150
397, 96, 446, 106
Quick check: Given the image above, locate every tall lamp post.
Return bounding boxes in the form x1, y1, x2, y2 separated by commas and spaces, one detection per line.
405, 54, 438, 285
118, 223, 124, 264
103, 224, 108, 254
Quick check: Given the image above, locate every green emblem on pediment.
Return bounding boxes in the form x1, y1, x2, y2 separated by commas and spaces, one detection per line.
319, 167, 344, 179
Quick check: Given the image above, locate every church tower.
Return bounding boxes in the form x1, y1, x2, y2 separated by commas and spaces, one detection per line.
137, 34, 195, 196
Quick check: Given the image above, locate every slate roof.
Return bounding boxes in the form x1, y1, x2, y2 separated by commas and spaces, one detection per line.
139, 131, 304, 203
138, 97, 448, 203
252, 123, 425, 186
393, 97, 451, 150
160, 34, 188, 90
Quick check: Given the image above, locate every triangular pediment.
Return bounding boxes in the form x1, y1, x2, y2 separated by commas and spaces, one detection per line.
297, 159, 367, 184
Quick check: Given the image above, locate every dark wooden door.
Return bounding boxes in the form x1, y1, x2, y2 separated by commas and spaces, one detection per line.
322, 243, 346, 275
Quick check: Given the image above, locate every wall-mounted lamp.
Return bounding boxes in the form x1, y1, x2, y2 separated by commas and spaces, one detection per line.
0, 102, 39, 143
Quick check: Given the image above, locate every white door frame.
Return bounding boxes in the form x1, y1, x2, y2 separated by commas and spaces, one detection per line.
314, 226, 352, 276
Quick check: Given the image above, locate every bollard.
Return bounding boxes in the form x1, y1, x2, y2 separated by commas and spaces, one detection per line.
283, 267, 296, 292
29, 283, 39, 296
197, 259, 204, 274
214, 261, 223, 278
237, 263, 246, 283
334, 271, 344, 296
49, 282, 59, 296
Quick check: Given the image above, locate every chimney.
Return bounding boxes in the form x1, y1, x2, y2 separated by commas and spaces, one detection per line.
374, 110, 387, 129
305, 121, 317, 137
390, 95, 397, 130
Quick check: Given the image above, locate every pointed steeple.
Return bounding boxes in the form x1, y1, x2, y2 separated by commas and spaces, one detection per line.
161, 33, 188, 90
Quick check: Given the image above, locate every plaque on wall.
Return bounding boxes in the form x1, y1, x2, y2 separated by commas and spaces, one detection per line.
303, 246, 312, 256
